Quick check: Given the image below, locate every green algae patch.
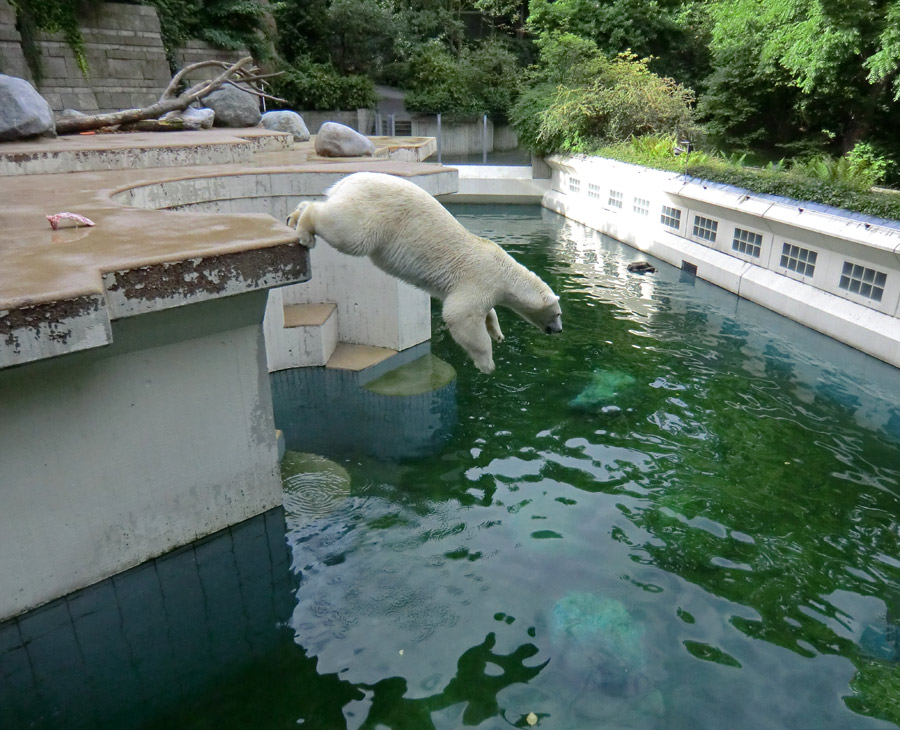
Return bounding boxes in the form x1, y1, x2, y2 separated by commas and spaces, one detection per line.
364, 354, 456, 396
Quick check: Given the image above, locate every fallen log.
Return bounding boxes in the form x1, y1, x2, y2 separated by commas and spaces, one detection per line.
55, 57, 285, 135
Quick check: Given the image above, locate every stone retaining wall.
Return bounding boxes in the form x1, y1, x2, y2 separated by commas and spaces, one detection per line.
0, 0, 30, 81
0, 0, 249, 113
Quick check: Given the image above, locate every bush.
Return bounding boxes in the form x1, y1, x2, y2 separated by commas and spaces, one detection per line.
193, 0, 268, 58
594, 135, 900, 221
403, 38, 523, 121
269, 59, 376, 111
510, 35, 697, 155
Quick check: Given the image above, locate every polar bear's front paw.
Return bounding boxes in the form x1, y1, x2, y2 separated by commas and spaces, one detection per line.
474, 356, 495, 374
286, 202, 316, 248
286, 201, 307, 228
295, 230, 316, 248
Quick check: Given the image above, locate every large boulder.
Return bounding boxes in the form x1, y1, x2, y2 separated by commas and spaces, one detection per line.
0, 75, 55, 141
261, 110, 310, 141
314, 121, 375, 157
203, 85, 261, 127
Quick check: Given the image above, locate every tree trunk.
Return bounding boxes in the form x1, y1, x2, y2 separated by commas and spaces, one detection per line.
53, 57, 284, 135
56, 98, 194, 135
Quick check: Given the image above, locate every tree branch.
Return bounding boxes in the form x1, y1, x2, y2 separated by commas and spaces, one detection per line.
55, 57, 278, 135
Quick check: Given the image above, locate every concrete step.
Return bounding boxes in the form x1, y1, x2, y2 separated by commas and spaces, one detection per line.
325, 343, 398, 382
265, 300, 338, 371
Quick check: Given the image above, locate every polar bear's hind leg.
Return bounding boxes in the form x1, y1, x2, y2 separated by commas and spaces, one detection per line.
286, 201, 317, 248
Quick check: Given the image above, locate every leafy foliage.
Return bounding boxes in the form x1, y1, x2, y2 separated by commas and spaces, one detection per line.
193, 0, 269, 58
324, 0, 396, 74
268, 57, 377, 111
526, 0, 712, 89
510, 34, 696, 155
594, 135, 900, 221
403, 37, 523, 119
701, 0, 900, 156
10, 0, 97, 80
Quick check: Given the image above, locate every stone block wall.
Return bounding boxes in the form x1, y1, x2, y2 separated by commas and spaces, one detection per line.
0, 0, 31, 81
0, 1, 251, 114
35, 2, 171, 113
177, 38, 248, 70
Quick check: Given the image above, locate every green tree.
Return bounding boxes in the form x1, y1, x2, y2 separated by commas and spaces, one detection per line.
194, 0, 269, 57
510, 33, 697, 154
526, 0, 711, 89
702, 0, 900, 154
268, 56, 377, 110
326, 0, 396, 74
403, 36, 523, 119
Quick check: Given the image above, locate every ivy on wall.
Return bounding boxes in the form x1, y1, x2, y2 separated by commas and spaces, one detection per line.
138, 0, 270, 67
11, 0, 97, 82
10, 0, 268, 82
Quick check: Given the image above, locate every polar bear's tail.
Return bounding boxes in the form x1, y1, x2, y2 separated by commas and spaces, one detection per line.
286, 200, 317, 248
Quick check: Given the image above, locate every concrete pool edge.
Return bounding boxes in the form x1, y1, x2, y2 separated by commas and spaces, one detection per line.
533, 155, 900, 370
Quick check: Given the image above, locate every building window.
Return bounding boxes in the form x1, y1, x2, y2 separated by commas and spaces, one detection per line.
780, 243, 817, 277
839, 261, 886, 302
633, 197, 650, 216
608, 190, 624, 209
692, 215, 718, 243
661, 205, 681, 229
568, 176, 581, 194
587, 183, 601, 199
732, 228, 762, 258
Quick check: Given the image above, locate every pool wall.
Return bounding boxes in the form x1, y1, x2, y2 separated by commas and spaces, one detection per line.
542, 155, 900, 368
0, 508, 294, 729
0, 293, 284, 621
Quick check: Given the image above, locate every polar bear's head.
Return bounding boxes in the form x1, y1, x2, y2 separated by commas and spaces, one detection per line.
523, 291, 563, 335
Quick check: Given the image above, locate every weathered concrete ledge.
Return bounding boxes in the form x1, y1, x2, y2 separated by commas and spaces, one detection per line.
0, 128, 292, 176
0, 131, 456, 370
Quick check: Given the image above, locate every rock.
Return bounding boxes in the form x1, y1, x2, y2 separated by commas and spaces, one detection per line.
314, 121, 375, 157
59, 109, 86, 119
627, 261, 656, 274
550, 592, 647, 696
203, 85, 261, 127
280, 452, 351, 527
0, 74, 55, 141
162, 106, 215, 130
570, 369, 637, 411
261, 110, 310, 141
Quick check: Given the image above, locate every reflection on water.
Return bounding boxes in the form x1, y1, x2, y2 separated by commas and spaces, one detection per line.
5, 205, 900, 729
270, 347, 457, 460
0, 510, 295, 730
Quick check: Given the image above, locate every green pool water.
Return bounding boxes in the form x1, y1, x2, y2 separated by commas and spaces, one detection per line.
163, 206, 900, 729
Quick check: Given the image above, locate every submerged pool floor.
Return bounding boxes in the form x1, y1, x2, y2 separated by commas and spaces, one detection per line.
6, 206, 900, 729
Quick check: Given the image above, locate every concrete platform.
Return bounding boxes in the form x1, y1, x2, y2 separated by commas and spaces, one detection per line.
0, 130, 457, 369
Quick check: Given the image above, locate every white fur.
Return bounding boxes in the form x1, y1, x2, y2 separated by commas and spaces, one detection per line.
287, 172, 562, 373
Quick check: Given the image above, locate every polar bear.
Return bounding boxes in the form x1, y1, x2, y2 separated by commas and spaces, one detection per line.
286, 172, 562, 374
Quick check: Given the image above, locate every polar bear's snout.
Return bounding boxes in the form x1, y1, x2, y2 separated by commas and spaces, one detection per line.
545, 314, 563, 334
